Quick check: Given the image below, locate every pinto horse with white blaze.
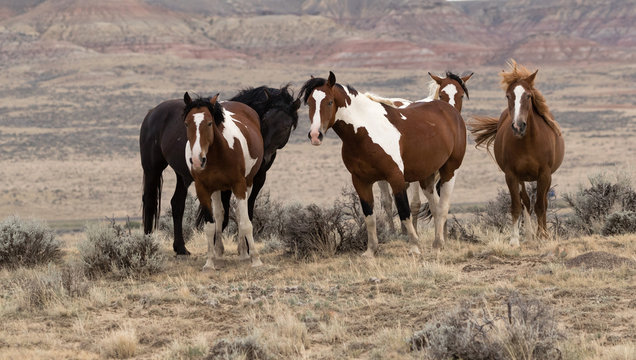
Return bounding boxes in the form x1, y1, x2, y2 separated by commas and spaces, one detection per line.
299, 71, 466, 253
371, 71, 473, 232
183, 92, 264, 269
469, 60, 564, 245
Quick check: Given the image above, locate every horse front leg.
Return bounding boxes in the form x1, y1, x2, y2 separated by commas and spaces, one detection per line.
377, 181, 396, 233
234, 185, 262, 266
519, 181, 535, 239
535, 171, 552, 238
431, 169, 456, 249
211, 191, 225, 257
171, 175, 191, 255
195, 184, 217, 271
407, 182, 421, 233
352, 176, 379, 257
505, 173, 522, 246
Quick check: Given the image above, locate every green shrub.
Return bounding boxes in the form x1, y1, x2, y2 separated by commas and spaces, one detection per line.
79, 219, 163, 278
602, 211, 636, 236
0, 216, 61, 268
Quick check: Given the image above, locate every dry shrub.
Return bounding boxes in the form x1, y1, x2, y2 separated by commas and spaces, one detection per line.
79, 219, 163, 278
564, 174, 636, 235
0, 216, 61, 268
602, 211, 636, 236
226, 191, 287, 240
100, 326, 138, 359
410, 293, 564, 360
208, 336, 270, 360
159, 192, 199, 243
447, 215, 481, 243
11, 263, 90, 310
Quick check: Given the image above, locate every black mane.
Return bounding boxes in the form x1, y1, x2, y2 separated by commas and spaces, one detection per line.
230, 85, 298, 129
183, 96, 225, 126
446, 71, 470, 100
299, 77, 327, 104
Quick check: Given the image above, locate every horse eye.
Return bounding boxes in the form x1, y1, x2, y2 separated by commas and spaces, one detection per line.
328, 100, 333, 106
506, 95, 510, 99
184, 122, 189, 127
208, 122, 212, 126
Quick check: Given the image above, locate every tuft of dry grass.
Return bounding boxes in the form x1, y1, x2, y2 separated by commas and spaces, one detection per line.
100, 325, 138, 359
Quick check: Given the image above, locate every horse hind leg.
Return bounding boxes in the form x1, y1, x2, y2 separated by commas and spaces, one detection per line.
519, 182, 535, 239
377, 181, 396, 233
235, 186, 262, 266
170, 175, 191, 255
352, 176, 379, 257
408, 182, 422, 233
432, 170, 457, 249
420, 174, 440, 245
535, 171, 552, 238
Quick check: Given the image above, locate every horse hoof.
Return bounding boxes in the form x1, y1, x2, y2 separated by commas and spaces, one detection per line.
361, 250, 375, 259
408, 246, 422, 256
251, 258, 263, 267
509, 239, 520, 247
202, 261, 217, 272
175, 248, 191, 256
238, 253, 251, 261
432, 240, 443, 249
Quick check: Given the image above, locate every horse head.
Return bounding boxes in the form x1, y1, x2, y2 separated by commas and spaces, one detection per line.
504, 69, 538, 138
299, 71, 341, 146
183, 92, 224, 171
429, 71, 473, 112
260, 86, 301, 156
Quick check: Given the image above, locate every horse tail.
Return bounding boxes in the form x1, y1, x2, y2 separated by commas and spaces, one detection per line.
469, 115, 499, 151
142, 172, 163, 234
195, 205, 206, 230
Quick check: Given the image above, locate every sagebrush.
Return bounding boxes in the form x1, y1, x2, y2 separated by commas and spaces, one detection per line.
0, 216, 61, 268
159, 193, 199, 243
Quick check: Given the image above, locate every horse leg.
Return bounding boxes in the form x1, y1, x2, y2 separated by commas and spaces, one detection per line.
407, 182, 421, 233
211, 191, 225, 257
237, 170, 266, 258
519, 181, 535, 239
420, 174, 440, 245
234, 185, 262, 266
171, 175, 191, 255
505, 173, 523, 246
220, 190, 231, 231
392, 184, 422, 255
432, 168, 457, 249
377, 181, 396, 233
195, 184, 217, 271
352, 176, 379, 257
535, 171, 551, 238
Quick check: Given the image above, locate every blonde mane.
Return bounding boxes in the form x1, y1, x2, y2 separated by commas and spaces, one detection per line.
501, 59, 561, 136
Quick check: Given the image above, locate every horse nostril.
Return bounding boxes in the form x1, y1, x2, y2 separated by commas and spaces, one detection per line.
318, 132, 324, 141
307, 131, 311, 140
189, 158, 193, 165
200, 157, 207, 167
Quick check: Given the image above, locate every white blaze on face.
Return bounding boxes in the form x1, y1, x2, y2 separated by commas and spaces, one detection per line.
310, 90, 326, 136
441, 84, 458, 107
513, 85, 525, 123
186, 112, 206, 170
221, 108, 258, 177
337, 87, 404, 173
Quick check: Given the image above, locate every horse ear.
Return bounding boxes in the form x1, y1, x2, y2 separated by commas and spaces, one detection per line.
327, 71, 336, 87
310, 75, 315, 79
525, 70, 538, 85
184, 92, 192, 104
461, 72, 474, 83
428, 72, 443, 85
293, 98, 301, 110
263, 89, 270, 101
209, 93, 220, 105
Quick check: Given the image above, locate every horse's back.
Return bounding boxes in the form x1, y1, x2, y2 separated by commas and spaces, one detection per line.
221, 101, 261, 130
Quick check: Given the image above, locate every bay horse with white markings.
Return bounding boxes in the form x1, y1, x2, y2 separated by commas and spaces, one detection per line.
372, 71, 473, 232
140, 86, 299, 256
183, 92, 263, 269
299, 71, 466, 254
469, 60, 564, 245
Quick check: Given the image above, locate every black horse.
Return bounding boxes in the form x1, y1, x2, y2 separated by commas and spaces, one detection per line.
140, 85, 300, 255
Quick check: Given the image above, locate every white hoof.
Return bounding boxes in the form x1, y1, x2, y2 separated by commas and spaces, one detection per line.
408, 246, 422, 256
202, 260, 217, 272
361, 249, 375, 259
509, 238, 520, 247
251, 257, 263, 267
238, 253, 251, 261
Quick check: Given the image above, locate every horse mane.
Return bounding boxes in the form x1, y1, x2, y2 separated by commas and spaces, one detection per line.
183, 96, 225, 126
230, 85, 298, 129
446, 71, 469, 99
299, 77, 327, 104
363, 92, 410, 107
501, 60, 560, 135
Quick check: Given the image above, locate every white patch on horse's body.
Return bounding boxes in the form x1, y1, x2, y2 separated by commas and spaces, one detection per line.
185, 112, 206, 171
310, 90, 326, 134
513, 85, 525, 123
415, 97, 433, 103
338, 88, 404, 173
221, 108, 258, 177
400, 113, 407, 120
441, 84, 458, 107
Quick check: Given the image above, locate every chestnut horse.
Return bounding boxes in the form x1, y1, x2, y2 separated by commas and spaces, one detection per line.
469, 60, 564, 245
371, 71, 473, 232
183, 92, 264, 269
140, 86, 299, 256
299, 71, 466, 254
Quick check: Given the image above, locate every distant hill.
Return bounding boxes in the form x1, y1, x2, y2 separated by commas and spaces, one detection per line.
1, 0, 633, 68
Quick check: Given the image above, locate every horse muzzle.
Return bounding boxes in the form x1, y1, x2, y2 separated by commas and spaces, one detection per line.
512, 122, 526, 138
190, 155, 207, 170
308, 130, 324, 146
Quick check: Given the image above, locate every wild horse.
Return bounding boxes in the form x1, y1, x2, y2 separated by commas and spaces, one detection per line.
299, 71, 466, 254
140, 86, 299, 255
469, 60, 564, 245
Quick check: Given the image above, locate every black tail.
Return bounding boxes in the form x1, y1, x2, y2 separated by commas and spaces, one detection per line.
142, 172, 163, 234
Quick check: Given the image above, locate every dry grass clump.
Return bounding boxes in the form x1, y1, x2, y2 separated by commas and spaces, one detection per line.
100, 325, 138, 359
602, 211, 636, 236
160, 193, 200, 243
208, 336, 270, 360
564, 174, 636, 235
223, 191, 290, 241
78, 219, 163, 278
10, 263, 90, 310
410, 293, 564, 360
0, 216, 61, 268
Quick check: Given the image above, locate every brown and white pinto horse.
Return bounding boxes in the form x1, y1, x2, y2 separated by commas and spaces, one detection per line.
371, 71, 473, 232
183, 92, 264, 269
299, 72, 466, 254
469, 60, 564, 245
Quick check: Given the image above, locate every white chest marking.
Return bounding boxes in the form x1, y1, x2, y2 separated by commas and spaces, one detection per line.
337, 88, 404, 173
310, 90, 326, 133
513, 85, 525, 122
442, 84, 458, 107
185, 112, 206, 171
222, 108, 258, 177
